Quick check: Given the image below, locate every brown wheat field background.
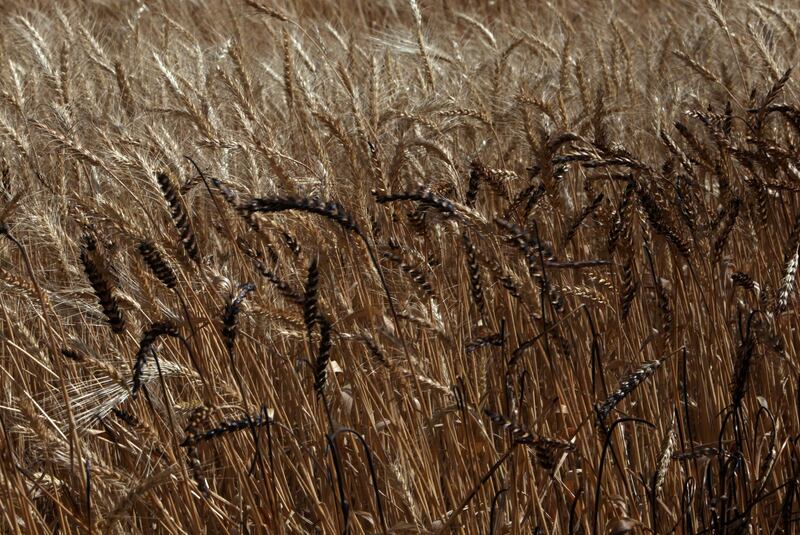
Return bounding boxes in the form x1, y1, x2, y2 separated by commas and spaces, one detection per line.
1, 0, 800, 533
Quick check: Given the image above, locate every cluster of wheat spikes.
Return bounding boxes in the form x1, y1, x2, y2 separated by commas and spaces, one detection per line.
3, 0, 800, 533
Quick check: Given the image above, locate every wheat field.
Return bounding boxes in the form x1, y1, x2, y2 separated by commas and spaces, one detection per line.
1, 0, 800, 533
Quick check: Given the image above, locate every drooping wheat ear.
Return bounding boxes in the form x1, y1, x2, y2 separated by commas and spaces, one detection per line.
245, 196, 363, 237
462, 233, 486, 320
673, 121, 712, 170
243, 195, 413, 390
303, 256, 319, 339
730, 312, 757, 411
251, 259, 303, 305
131, 320, 180, 399
373, 186, 458, 220
660, 129, 695, 177
243, 0, 290, 22
484, 409, 536, 444
596, 358, 665, 427
183, 405, 212, 497
155, 172, 200, 262
747, 176, 769, 226
137, 240, 177, 290
509, 183, 546, 221
636, 186, 692, 259
473, 245, 522, 300
495, 218, 563, 311
466, 332, 503, 353
495, 217, 555, 271
563, 193, 604, 245
466, 160, 487, 207
532, 436, 576, 475
222, 282, 256, 354
111, 407, 164, 455
732, 271, 758, 292
777, 214, 800, 312
181, 408, 271, 447
314, 315, 333, 398
672, 50, 720, 85
80, 234, 125, 334
712, 197, 741, 263
358, 332, 389, 369
382, 251, 434, 298
62, 348, 127, 391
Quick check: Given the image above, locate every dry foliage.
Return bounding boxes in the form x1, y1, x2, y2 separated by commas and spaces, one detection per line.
2, 0, 800, 533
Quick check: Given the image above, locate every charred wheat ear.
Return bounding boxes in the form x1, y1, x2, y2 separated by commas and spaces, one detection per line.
636, 186, 692, 260
245, 196, 363, 237
730, 312, 757, 412
181, 409, 272, 447
131, 320, 180, 399
595, 357, 666, 428
80, 234, 125, 334
183, 405, 212, 497
111, 407, 142, 429
244, 193, 424, 407
563, 193, 604, 245
495, 218, 563, 311
138, 240, 177, 289
732, 271, 757, 291
156, 172, 200, 262
462, 233, 486, 320
252, 260, 303, 304
712, 197, 741, 263
466, 159, 488, 207
608, 180, 636, 254
222, 282, 256, 354
372, 186, 458, 219
484, 409, 536, 444
382, 251, 434, 298
314, 316, 333, 398
466, 332, 503, 353
485, 409, 574, 473
303, 256, 319, 339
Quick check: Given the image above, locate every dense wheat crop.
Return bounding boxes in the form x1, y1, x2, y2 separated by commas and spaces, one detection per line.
2, 0, 800, 533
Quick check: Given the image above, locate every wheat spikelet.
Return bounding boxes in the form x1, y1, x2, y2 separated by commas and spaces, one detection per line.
652, 414, 676, 495
777, 214, 800, 312
156, 172, 200, 262
131, 320, 180, 399
461, 233, 486, 319
138, 240, 177, 290
596, 358, 665, 426
80, 234, 125, 334
382, 250, 434, 298
313, 315, 333, 398
222, 282, 256, 354
302, 256, 320, 340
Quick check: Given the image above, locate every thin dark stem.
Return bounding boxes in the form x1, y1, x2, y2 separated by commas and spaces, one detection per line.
594, 417, 656, 535
437, 446, 517, 533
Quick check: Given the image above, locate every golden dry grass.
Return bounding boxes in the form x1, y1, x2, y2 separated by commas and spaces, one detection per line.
1, 0, 800, 533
